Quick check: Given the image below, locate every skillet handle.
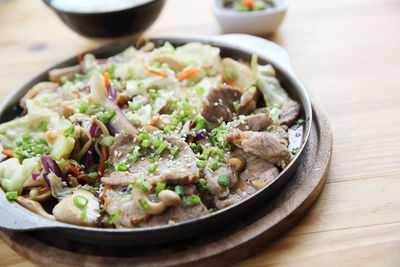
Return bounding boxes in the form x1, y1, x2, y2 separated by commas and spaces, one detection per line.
0, 190, 61, 230
210, 34, 295, 75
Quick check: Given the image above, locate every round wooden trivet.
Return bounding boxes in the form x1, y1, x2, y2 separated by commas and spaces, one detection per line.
0, 105, 332, 267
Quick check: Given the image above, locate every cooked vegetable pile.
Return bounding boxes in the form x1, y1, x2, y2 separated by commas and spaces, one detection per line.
0, 41, 302, 228
225, 0, 275, 12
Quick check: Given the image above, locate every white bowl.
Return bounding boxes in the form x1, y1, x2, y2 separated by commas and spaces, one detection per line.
211, 0, 289, 35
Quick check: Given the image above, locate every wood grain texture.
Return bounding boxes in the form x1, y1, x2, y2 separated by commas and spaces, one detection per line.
0, 0, 399, 266
0, 105, 332, 266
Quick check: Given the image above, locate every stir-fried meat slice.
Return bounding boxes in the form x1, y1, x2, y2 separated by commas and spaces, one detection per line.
229, 113, 273, 132
140, 201, 209, 227
105, 188, 148, 228
203, 163, 238, 199
109, 134, 139, 163
215, 149, 279, 209
226, 129, 291, 167
279, 100, 301, 126
268, 125, 289, 147
236, 87, 259, 115
201, 85, 242, 123
102, 134, 200, 186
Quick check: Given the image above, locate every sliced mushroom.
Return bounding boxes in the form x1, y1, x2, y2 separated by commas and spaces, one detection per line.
149, 54, 185, 72
48, 64, 81, 82
20, 82, 59, 108
222, 58, 254, 90
52, 189, 100, 226
28, 190, 52, 202
132, 188, 181, 215
16, 196, 55, 220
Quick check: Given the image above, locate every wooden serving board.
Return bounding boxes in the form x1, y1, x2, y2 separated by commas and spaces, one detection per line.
0, 104, 332, 267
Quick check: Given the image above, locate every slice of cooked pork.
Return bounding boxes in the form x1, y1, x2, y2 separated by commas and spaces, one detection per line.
226, 129, 291, 167
201, 85, 242, 123
279, 100, 301, 126
103, 134, 200, 186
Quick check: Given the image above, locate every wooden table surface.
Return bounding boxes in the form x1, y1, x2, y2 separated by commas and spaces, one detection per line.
1, 0, 399, 266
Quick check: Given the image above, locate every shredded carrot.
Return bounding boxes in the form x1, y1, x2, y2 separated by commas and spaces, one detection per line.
77, 53, 83, 64
104, 72, 110, 89
98, 164, 105, 175
222, 74, 240, 88
143, 65, 168, 78
101, 184, 111, 198
175, 68, 198, 82
68, 164, 95, 184
71, 90, 80, 98
39, 187, 50, 194
242, 0, 255, 9
101, 145, 108, 161
104, 197, 109, 206
2, 149, 15, 158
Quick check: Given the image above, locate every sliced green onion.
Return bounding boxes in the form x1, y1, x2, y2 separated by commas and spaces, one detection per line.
63, 125, 75, 138
87, 172, 98, 180
78, 100, 88, 113
155, 140, 168, 154
22, 133, 33, 143
182, 194, 201, 207
60, 75, 68, 84
138, 131, 150, 141
141, 139, 151, 148
108, 209, 121, 225
116, 162, 129, 171
297, 119, 304, 125
208, 159, 221, 171
224, 68, 235, 81
147, 154, 159, 163
218, 174, 230, 187
195, 86, 205, 95
33, 121, 48, 132
148, 164, 158, 173
100, 136, 114, 147
152, 136, 162, 148
170, 146, 179, 156
196, 160, 206, 168
138, 198, 149, 211
97, 110, 116, 124
108, 63, 117, 78
139, 181, 152, 192
73, 195, 88, 209
174, 185, 184, 198
233, 101, 239, 110
267, 125, 277, 132
269, 107, 282, 120
199, 178, 208, 190
5, 191, 18, 201
155, 182, 166, 195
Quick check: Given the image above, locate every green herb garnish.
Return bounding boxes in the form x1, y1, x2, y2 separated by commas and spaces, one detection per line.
100, 136, 114, 147
63, 125, 75, 138
108, 209, 121, 225
5, 191, 18, 201
182, 194, 201, 207
218, 174, 230, 187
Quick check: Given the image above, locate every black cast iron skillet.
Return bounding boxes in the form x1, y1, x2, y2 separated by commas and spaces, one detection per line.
0, 34, 312, 246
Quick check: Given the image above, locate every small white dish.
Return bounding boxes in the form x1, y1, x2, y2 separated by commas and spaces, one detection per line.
211, 0, 289, 35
